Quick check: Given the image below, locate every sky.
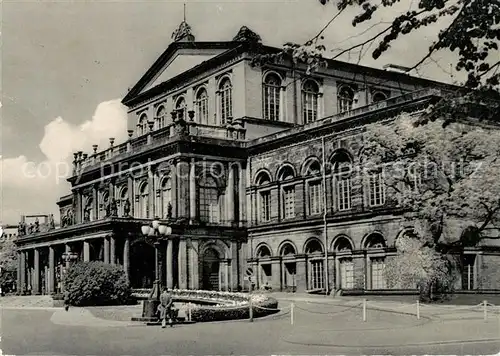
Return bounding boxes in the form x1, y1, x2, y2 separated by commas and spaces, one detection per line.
0, 0, 460, 224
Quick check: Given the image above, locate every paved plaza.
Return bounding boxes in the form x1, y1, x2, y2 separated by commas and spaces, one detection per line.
1, 295, 500, 355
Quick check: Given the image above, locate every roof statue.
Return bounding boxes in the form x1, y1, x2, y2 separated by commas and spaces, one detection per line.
232, 26, 262, 43
171, 4, 195, 42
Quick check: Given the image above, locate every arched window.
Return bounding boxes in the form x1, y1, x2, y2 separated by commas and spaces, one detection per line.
118, 187, 128, 217
305, 239, 324, 290
255, 172, 272, 223
280, 243, 296, 256
99, 191, 109, 219
365, 233, 387, 289
139, 182, 149, 219
198, 176, 220, 223
333, 236, 354, 290
278, 166, 295, 220
302, 80, 319, 124
160, 178, 172, 219
257, 245, 272, 258
372, 91, 387, 103
218, 78, 233, 125
156, 106, 166, 129
138, 114, 149, 136
368, 168, 385, 207
263, 73, 281, 121
195, 88, 209, 124
175, 97, 187, 121
332, 151, 352, 211
305, 160, 323, 215
338, 86, 355, 113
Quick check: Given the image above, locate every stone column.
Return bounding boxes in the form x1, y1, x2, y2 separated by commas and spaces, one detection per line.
110, 236, 116, 265
170, 162, 178, 218
178, 239, 188, 289
166, 240, 174, 289
83, 241, 90, 262
16, 251, 22, 294
231, 242, 239, 291
104, 237, 110, 264
189, 239, 199, 289
189, 160, 197, 223
123, 237, 130, 283
65, 244, 71, 270
176, 160, 189, 218
33, 248, 40, 295
20, 251, 26, 294
92, 185, 98, 221
227, 165, 235, 224
148, 166, 155, 218
127, 174, 134, 217
238, 166, 246, 226
49, 246, 55, 294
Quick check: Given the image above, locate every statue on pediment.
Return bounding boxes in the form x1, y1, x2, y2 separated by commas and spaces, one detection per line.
49, 214, 55, 230
172, 21, 195, 42
166, 202, 173, 220
110, 199, 118, 217
18, 221, 26, 236
83, 204, 91, 222
34, 218, 40, 233
123, 198, 131, 218
233, 26, 262, 44
28, 223, 34, 235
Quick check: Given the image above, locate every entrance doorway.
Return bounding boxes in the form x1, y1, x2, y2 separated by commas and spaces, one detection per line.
201, 248, 220, 290
130, 240, 155, 289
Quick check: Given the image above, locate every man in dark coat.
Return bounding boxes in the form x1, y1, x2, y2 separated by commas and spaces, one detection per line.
158, 287, 173, 328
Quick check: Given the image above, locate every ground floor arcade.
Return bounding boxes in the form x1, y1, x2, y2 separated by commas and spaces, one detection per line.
15, 219, 248, 295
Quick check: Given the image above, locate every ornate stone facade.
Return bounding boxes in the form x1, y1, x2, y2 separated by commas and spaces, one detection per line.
15, 26, 500, 296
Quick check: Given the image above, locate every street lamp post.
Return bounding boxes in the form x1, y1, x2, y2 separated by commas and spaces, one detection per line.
140, 218, 171, 321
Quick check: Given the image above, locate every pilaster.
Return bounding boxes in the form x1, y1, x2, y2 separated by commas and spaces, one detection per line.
189, 160, 197, 223
33, 249, 40, 295
104, 237, 110, 264
49, 246, 55, 294
178, 239, 188, 289
227, 164, 235, 223
166, 239, 174, 289
110, 236, 116, 264
123, 237, 130, 283
83, 241, 90, 262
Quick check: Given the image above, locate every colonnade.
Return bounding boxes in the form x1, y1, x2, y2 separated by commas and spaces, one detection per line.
16, 234, 130, 295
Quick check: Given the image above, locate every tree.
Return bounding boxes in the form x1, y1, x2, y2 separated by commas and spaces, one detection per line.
362, 112, 500, 298
0, 235, 18, 292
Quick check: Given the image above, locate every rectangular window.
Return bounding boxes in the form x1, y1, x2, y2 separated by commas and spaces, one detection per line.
283, 186, 295, 219
340, 259, 354, 289
259, 191, 271, 222
196, 97, 209, 124
369, 172, 385, 207
461, 254, 476, 290
309, 181, 323, 215
309, 260, 324, 290
264, 85, 280, 121
371, 258, 386, 289
303, 93, 318, 124
336, 177, 351, 211
199, 188, 220, 223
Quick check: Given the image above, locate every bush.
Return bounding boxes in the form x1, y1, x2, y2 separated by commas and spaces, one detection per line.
63, 261, 131, 306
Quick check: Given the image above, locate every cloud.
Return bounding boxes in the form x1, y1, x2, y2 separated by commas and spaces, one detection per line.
0, 99, 128, 224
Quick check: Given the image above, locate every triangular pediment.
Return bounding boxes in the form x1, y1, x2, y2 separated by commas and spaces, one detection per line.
138, 49, 223, 95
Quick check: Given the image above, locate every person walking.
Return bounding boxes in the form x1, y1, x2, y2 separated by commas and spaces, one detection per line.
158, 287, 173, 328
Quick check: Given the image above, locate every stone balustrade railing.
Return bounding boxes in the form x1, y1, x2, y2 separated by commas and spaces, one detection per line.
72, 109, 247, 176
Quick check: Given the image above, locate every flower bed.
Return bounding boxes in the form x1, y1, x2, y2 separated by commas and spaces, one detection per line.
131, 289, 279, 322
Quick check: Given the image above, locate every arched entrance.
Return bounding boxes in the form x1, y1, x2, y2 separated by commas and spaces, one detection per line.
130, 240, 155, 289
201, 248, 220, 291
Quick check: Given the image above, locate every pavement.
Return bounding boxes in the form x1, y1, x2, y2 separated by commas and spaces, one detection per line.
1, 293, 500, 355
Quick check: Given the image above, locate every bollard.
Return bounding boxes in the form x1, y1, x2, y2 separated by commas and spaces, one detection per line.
416, 300, 420, 320
291, 302, 295, 325
483, 300, 487, 321
362, 299, 367, 322
249, 297, 254, 322
188, 302, 192, 322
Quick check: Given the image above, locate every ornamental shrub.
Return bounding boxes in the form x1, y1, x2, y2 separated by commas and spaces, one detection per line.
63, 261, 131, 306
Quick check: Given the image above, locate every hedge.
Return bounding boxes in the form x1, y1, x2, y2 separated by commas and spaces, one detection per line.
63, 261, 131, 306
